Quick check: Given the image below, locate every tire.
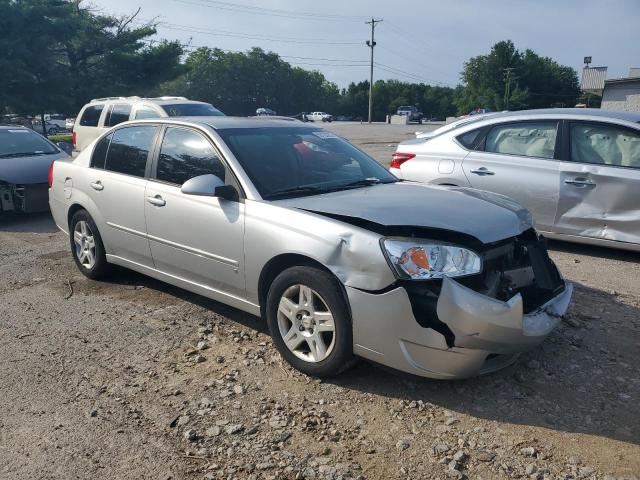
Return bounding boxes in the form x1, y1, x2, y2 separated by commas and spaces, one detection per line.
69, 210, 110, 280
266, 266, 355, 378
48, 126, 59, 135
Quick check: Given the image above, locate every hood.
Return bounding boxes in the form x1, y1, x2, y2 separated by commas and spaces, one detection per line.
0, 151, 68, 184
274, 182, 533, 245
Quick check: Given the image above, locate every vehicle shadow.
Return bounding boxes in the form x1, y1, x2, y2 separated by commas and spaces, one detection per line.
100, 266, 268, 335
0, 212, 59, 233
329, 280, 639, 445
101, 264, 639, 445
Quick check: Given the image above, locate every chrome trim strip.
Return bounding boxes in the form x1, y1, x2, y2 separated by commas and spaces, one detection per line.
106, 222, 239, 267
147, 233, 238, 267
106, 222, 147, 239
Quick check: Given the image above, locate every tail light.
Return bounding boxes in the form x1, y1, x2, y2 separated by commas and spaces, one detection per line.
72, 131, 76, 147
48, 161, 55, 188
390, 152, 415, 169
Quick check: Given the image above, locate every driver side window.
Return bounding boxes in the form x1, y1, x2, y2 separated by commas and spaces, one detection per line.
155, 127, 228, 186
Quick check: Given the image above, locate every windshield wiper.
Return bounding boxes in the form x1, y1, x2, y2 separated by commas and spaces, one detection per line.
265, 185, 327, 199
0, 151, 50, 158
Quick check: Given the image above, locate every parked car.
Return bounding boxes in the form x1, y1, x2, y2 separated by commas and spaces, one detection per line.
306, 112, 333, 122
32, 114, 69, 135
0, 126, 68, 213
49, 116, 571, 380
256, 107, 276, 116
73, 96, 224, 151
65, 117, 76, 130
397, 105, 423, 124
468, 107, 494, 115
391, 108, 640, 251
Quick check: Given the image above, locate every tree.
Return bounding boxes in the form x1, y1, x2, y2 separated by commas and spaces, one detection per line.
162, 47, 341, 116
456, 40, 580, 114
0, 0, 184, 121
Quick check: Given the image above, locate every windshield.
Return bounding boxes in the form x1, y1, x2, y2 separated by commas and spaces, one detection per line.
162, 103, 224, 117
218, 127, 398, 199
0, 129, 58, 157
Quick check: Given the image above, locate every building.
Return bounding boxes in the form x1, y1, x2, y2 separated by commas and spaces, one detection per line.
601, 68, 640, 112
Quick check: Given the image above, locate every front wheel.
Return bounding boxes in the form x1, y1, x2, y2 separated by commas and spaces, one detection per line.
266, 266, 355, 377
69, 210, 110, 280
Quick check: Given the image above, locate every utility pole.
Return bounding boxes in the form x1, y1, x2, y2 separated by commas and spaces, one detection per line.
366, 17, 382, 123
503, 67, 515, 110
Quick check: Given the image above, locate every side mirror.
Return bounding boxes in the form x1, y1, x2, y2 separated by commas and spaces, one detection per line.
181, 174, 238, 201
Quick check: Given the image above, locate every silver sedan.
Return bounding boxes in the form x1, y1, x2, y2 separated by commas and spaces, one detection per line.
49, 116, 571, 379
392, 108, 640, 251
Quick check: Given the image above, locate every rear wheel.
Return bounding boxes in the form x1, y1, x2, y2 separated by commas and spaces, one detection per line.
266, 266, 354, 377
69, 210, 110, 279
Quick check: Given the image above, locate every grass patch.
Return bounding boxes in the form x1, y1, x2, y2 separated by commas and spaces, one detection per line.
48, 134, 72, 143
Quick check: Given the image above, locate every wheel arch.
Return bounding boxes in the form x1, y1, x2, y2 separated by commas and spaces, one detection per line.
257, 253, 350, 320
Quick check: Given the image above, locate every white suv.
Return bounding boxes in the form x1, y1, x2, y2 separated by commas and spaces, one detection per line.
73, 96, 224, 151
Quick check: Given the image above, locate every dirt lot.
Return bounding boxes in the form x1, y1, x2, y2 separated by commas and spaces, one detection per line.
1, 124, 639, 480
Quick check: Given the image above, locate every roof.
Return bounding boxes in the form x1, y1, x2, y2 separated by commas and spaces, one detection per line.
175, 116, 307, 129
0, 125, 30, 130
477, 108, 640, 123
604, 77, 640, 86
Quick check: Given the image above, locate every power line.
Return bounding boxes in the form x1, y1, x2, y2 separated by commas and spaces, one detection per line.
375, 62, 454, 87
170, 0, 366, 22
155, 22, 363, 45
155, 40, 369, 66
377, 44, 452, 81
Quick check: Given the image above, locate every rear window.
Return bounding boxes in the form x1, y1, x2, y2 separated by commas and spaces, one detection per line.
161, 103, 224, 117
105, 104, 131, 127
104, 126, 156, 177
79, 105, 104, 127
0, 129, 58, 157
456, 128, 484, 149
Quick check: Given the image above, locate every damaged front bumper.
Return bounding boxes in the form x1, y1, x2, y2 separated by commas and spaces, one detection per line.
0, 181, 49, 213
348, 278, 572, 380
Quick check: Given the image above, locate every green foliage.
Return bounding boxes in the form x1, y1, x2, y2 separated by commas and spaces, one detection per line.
0, 0, 183, 116
48, 134, 73, 143
162, 47, 341, 116
456, 40, 580, 114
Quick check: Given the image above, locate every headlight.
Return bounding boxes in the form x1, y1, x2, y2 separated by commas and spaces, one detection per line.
381, 238, 482, 280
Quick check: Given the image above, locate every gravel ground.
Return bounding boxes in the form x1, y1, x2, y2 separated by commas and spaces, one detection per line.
1, 124, 639, 480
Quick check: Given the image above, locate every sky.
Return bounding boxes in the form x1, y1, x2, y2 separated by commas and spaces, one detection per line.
90, 0, 639, 89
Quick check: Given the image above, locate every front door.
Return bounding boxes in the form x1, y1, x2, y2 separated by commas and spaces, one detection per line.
462, 120, 561, 230
555, 120, 640, 244
85, 125, 157, 267
144, 126, 246, 298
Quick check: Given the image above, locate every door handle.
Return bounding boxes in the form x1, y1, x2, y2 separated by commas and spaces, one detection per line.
146, 195, 166, 207
564, 178, 595, 187
89, 181, 104, 191
470, 167, 495, 176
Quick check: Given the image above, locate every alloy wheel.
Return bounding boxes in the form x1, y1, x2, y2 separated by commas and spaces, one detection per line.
277, 284, 336, 363
73, 220, 96, 269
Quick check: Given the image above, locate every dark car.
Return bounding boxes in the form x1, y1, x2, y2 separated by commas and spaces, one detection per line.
0, 126, 68, 214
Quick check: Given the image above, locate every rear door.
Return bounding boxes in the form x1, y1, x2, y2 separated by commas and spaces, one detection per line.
144, 126, 246, 298
461, 120, 561, 230
555, 120, 640, 244
85, 124, 158, 266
